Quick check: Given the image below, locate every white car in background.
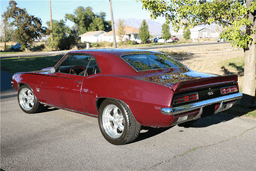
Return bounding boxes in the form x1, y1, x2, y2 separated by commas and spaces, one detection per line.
158, 38, 173, 43
217, 37, 226, 42
157, 39, 165, 43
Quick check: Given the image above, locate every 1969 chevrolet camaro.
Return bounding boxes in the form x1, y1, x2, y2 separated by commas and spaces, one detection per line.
12, 49, 242, 145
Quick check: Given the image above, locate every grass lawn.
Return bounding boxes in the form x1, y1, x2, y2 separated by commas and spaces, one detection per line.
0, 51, 25, 55
1, 55, 63, 74
218, 55, 256, 117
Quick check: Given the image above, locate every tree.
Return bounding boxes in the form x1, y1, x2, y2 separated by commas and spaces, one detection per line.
117, 19, 125, 43
46, 20, 75, 50
2, 0, 48, 50
184, 29, 191, 40
65, 6, 111, 35
139, 0, 256, 107
0, 19, 12, 51
139, 19, 150, 43
161, 23, 171, 42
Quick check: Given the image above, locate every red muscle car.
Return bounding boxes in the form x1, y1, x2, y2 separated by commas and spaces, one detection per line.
12, 49, 242, 145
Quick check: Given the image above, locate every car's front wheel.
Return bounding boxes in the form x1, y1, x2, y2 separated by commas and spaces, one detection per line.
18, 85, 44, 113
98, 99, 141, 145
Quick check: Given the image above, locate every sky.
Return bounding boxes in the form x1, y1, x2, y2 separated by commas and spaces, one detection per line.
0, 0, 166, 28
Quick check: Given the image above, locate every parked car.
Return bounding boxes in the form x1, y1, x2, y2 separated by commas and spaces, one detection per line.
135, 38, 141, 44
11, 43, 32, 51
172, 37, 179, 41
154, 37, 161, 43
158, 38, 173, 43
157, 38, 165, 43
217, 37, 226, 42
12, 49, 242, 145
166, 39, 173, 43
11, 43, 22, 51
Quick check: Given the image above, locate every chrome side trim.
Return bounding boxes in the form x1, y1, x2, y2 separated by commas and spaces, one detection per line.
161, 93, 242, 115
40, 102, 98, 118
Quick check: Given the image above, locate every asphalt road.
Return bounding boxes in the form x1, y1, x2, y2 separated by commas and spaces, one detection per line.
0, 42, 227, 58
1, 89, 256, 170
1, 42, 255, 170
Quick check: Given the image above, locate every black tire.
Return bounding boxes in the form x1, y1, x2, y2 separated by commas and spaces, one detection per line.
98, 99, 141, 145
18, 85, 44, 113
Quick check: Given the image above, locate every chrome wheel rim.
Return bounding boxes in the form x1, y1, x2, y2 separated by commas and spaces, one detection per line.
19, 88, 35, 111
102, 104, 124, 139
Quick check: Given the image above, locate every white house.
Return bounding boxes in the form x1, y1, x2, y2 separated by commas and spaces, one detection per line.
103, 26, 141, 43
171, 30, 184, 39
171, 27, 219, 39
190, 27, 218, 39
80, 31, 106, 43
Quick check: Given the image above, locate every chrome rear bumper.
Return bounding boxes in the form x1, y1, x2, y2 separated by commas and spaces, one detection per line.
161, 93, 243, 115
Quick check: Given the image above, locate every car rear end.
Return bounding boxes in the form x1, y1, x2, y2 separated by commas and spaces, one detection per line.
161, 75, 242, 125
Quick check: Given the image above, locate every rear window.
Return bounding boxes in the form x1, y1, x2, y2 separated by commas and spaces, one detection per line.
122, 53, 186, 71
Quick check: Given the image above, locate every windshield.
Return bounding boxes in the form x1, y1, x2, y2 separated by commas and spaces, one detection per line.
122, 53, 186, 71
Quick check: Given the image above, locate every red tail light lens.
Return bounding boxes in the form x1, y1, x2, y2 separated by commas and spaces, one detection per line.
174, 93, 199, 105
221, 86, 238, 95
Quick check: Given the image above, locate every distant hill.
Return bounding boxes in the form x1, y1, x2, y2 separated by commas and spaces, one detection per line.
115, 18, 170, 36
114, 18, 224, 36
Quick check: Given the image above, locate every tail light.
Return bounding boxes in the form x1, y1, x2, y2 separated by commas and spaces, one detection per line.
173, 92, 199, 105
221, 85, 238, 95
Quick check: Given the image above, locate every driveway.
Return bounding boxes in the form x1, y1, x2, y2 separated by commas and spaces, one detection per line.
1, 90, 256, 170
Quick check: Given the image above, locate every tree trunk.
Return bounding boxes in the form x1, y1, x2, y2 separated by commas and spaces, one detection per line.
241, 36, 256, 107
241, 1, 256, 107
3, 41, 6, 51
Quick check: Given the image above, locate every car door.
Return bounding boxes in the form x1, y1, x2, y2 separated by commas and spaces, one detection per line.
80, 56, 101, 114
40, 54, 91, 112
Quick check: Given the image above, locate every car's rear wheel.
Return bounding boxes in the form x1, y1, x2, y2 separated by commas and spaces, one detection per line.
18, 85, 44, 113
98, 99, 141, 145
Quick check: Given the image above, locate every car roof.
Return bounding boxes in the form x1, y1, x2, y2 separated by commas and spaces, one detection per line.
65, 49, 165, 75
68, 49, 158, 56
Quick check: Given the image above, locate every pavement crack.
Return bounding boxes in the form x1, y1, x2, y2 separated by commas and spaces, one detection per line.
141, 125, 256, 171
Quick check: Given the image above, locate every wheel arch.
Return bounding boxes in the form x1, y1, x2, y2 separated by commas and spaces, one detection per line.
96, 97, 128, 111
96, 97, 107, 111
18, 83, 26, 90
95, 97, 143, 125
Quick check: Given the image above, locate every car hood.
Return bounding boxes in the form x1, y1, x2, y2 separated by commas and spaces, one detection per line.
135, 68, 218, 88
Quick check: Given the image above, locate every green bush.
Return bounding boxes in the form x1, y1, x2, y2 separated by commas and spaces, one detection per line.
32, 44, 45, 51
90, 43, 99, 47
125, 40, 137, 45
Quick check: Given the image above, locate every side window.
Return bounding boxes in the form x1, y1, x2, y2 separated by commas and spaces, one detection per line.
86, 56, 100, 76
57, 54, 91, 75
122, 54, 151, 71
122, 53, 187, 71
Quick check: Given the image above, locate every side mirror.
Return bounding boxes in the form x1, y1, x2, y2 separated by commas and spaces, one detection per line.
50, 67, 56, 74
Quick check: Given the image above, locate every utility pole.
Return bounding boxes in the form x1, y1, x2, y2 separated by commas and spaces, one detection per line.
49, 0, 54, 42
109, 0, 117, 48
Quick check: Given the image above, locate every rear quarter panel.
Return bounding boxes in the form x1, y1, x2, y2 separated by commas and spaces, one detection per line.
82, 75, 175, 127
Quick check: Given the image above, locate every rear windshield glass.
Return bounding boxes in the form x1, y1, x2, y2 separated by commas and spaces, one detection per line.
122, 53, 186, 71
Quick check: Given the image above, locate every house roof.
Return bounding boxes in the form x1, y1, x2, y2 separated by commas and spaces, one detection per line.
104, 26, 140, 36
191, 27, 215, 33
80, 31, 105, 37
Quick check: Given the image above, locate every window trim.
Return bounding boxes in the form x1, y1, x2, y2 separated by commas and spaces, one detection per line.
54, 53, 100, 76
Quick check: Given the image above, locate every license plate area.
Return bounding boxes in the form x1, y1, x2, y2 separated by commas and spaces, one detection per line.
177, 115, 188, 122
